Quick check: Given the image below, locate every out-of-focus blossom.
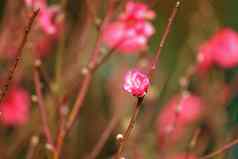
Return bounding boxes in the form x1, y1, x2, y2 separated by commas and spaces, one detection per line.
0, 87, 30, 126
212, 28, 238, 68
34, 33, 56, 58
197, 42, 214, 73
160, 94, 204, 125
25, 0, 62, 36
38, 6, 61, 35
156, 108, 185, 146
156, 94, 204, 146
102, 1, 155, 53
119, 1, 156, 21
25, 0, 46, 9
197, 28, 238, 71
123, 69, 150, 97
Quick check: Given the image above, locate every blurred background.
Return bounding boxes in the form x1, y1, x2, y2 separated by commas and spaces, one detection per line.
0, 0, 238, 159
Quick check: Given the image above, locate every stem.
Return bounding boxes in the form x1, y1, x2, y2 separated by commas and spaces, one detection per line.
26, 135, 39, 159
200, 138, 238, 159
54, 0, 67, 95
33, 63, 54, 147
114, 2, 181, 159
53, 2, 117, 158
85, 114, 121, 159
185, 128, 201, 159
0, 9, 39, 105
115, 97, 144, 159
149, 1, 181, 76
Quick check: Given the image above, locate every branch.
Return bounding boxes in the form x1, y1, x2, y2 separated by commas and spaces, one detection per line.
115, 97, 144, 159
0, 9, 39, 106
114, 2, 181, 159
26, 135, 39, 159
33, 61, 54, 148
149, 1, 181, 76
85, 114, 121, 159
200, 137, 238, 159
53, 1, 117, 158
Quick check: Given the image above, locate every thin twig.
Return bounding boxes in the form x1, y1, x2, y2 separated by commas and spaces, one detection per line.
185, 128, 201, 159
0, 9, 39, 105
149, 1, 181, 76
33, 63, 54, 147
115, 97, 144, 159
114, 2, 181, 159
85, 114, 121, 159
53, 1, 117, 158
26, 135, 40, 159
200, 137, 238, 159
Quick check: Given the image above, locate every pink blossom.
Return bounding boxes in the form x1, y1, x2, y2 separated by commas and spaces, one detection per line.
24, 0, 61, 36
38, 6, 61, 35
156, 109, 185, 146
0, 87, 30, 126
119, 1, 156, 21
211, 28, 238, 68
123, 69, 150, 97
161, 94, 204, 125
102, 1, 155, 53
34, 33, 56, 58
24, 0, 46, 9
196, 42, 214, 73
156, 94, 204, 146
196, 28, 238, 70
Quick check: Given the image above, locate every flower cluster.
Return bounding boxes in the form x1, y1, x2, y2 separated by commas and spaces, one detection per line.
123, 69, 150, 97
102, 1, 155, 53
197, 28, 238, 72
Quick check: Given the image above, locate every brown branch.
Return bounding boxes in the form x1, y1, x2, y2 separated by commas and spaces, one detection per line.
53, 1, 117, 159
200, 137, 238, 159
85, 114, 121, 159
114, 2, 181, 159
149, 1, 181, 76
185, 128, 201, 159
115, 97, 144, 159
26, 135, 39, 159
33, 62, 54, 147
0, 9, 39, 106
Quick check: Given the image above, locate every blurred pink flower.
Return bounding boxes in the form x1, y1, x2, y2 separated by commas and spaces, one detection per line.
197, 42, 214, 73
34, 33, 56, 58
156, 108, 185, 147
161, 94, 204, 125
0, 87, 30, 126
156, 94, 204, 146
25, 0, 46, 9
102, 1, 155, 53
123, 69, 150, 97
119, 1, 156, 21
24, 0, 61, 36
212, 28, 238, 68
38, 6, 61, 35
197, 28, 238, 71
